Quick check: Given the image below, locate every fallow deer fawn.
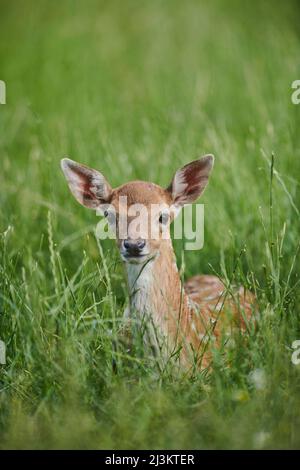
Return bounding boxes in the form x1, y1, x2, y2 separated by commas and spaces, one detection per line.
61, 155, 255, 369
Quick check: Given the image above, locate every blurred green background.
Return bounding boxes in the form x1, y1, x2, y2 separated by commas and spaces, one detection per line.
0, 0, 300, 449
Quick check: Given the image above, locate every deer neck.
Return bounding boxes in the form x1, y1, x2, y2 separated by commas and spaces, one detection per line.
124, 240, 190, 336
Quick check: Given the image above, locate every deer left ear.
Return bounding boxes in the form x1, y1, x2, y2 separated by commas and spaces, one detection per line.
61, 158, 113, 209
167, 154, 214, 208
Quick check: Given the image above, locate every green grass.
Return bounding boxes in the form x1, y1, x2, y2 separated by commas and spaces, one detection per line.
0, 0, 300, 449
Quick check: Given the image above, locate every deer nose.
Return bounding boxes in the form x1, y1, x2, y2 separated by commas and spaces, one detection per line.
123, 239, 146, 256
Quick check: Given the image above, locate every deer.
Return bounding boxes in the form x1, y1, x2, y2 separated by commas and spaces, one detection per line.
61, 154, 255, 370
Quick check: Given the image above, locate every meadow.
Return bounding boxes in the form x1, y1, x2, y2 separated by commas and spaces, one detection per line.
0, 0, 300, 449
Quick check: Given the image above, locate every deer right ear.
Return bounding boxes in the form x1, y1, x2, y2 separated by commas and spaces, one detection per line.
61, 158, 113, 209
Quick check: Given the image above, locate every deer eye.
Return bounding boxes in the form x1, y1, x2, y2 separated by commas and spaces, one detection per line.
159, 212, 169, 225
103, 209, 116, 224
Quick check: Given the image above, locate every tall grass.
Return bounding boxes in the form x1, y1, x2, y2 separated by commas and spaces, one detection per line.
0, 0, 300, 449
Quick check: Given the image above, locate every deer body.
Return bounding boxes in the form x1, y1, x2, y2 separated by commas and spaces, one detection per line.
125, 239, 254, 368
61, 155, 255, 369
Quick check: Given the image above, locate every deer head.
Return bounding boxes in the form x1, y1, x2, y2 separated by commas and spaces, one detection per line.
61, 155, 214, 265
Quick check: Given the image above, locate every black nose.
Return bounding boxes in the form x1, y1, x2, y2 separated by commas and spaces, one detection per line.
123, 239, 146, 256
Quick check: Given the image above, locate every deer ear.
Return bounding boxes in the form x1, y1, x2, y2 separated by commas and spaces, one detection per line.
61, 158, 113, 209
167, 155, 214, 208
